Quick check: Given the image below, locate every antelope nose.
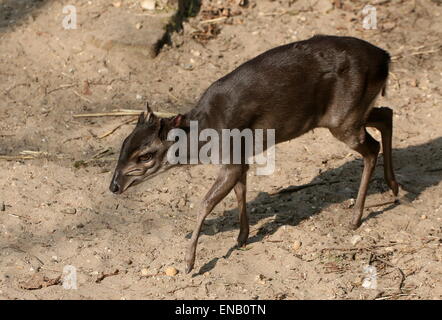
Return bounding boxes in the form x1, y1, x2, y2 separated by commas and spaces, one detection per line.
109, 181, 121, 194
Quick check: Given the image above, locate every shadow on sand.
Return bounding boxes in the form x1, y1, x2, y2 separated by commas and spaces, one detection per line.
192, 136, 442, 275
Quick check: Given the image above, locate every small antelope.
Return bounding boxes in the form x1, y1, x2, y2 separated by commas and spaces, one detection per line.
110, 35, 399, 273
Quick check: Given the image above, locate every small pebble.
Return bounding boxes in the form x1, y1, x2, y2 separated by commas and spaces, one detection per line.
350, 235, 362, 246
292, 240, 302, 251
141, 0, 156, 10
140, 268, 149, 276
165, 266, 178, 276
255, 274, 266, 284
421, 215, 427, 219
62, 208, 76, 215
135, 23, 143, 30
347, 198, 356, 208
182, 63, 193, 70
383, 22, 396, 31
191, 49, 201, 57
353, 276, 363, 286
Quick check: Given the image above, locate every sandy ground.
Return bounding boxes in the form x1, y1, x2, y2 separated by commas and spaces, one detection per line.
0, 0, 441, 300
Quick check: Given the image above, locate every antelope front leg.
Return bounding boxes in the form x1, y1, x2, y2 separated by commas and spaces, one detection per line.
234, 167, 249, 247
185, 165, 243, 274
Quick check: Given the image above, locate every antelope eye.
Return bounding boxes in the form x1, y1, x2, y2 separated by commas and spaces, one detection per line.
139, 152, 153, 162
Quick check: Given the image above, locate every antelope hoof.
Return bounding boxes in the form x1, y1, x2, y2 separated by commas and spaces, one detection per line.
349, 220, 362, 230
184, 254, 195, 274
185, 263, 194, 274
237, 235, 248, 248
390, 181, 399, 197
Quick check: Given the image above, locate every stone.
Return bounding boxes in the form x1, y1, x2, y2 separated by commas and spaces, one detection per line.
165, 266, 178, 276
141, 0, 156, 11
350, 235, 362, 246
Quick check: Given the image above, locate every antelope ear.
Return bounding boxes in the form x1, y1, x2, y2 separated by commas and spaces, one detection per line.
145, 101, 153, 114
137, 112, 146, 125
171, 114, 182, 128
137, 110, 156, 126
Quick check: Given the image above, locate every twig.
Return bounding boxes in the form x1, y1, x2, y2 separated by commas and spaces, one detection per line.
167, 91, 179, 101
181, 215, 196, 222
388, 71, 400, 90
321, 243, 401, 252
293, 253, 317, 262
72, 90, 93, 103
8, 213, 29, 219
373, 255, 406, 292
91, 148, 113, 160
95, 269, 119, 283
260, 8, 310, 17
4, 82, 28, 96
392, 45, 442, 60
167, 285, 199, 294
98, 117, 137, 139
0, 155, 34, 161
375, 293, 416, 300
1, 246, 45, 265
199, 16, 227, 24
269, 180, 340, 196
73, 111, 176, 118
0, 151, 62, 161
373, 0, 391, 5
20, 150, 49, 157
47, 84, 76, 94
